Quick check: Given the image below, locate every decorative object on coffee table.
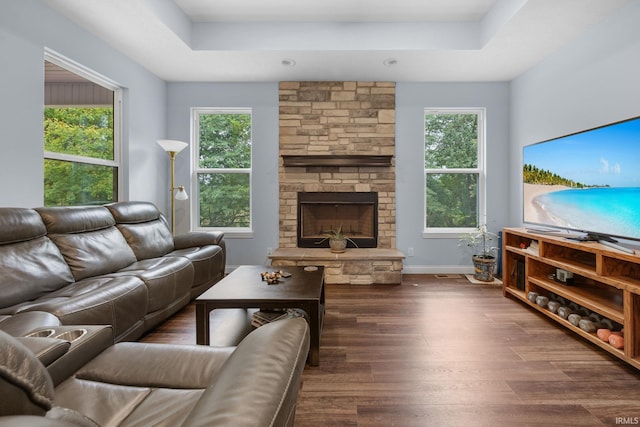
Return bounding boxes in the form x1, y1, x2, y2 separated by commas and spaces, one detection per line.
261, 270, 284, 284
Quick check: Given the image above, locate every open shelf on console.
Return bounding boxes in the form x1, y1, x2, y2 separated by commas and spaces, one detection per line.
502, 227, 640, 370
528, 276, 623, 323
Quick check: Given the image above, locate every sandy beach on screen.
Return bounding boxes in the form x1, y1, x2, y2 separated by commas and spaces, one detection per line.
523, 183, 569, 225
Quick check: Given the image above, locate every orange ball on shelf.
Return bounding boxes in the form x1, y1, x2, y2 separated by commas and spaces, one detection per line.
596, 328, 611, 342
608, 333, 624, 349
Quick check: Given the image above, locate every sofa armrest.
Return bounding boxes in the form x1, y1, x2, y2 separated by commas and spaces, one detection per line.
0, 312, 60, 337
15, 338, 70, 367
173, 231, 224, 249
182, 317, 310, 427
74, 343, 234, 389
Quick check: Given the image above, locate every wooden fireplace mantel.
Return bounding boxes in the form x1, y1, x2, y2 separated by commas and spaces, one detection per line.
281, 154, 393, 167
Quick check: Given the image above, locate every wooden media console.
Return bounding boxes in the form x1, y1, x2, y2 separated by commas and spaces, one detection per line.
502, 227, 640, 370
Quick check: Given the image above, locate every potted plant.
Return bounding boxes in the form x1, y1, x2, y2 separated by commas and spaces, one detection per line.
316, 225, 358, 253
459, 224, 499, 282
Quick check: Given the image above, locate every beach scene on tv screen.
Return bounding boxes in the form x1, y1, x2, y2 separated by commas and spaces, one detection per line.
523, 117, 640, 240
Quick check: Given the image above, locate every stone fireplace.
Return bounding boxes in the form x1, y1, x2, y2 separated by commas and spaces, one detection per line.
269, 81, 404, 284
298, 192, 378, 248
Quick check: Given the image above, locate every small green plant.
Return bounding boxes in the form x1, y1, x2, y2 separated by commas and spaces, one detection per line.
315, 224, 358, 247
459, 224, 498, 258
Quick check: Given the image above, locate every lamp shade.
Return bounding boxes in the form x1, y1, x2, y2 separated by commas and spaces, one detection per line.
175, 187, 189, 200
157, 139, 188, 153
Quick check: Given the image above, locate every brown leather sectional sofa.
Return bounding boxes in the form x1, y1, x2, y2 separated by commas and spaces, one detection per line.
0, 201, 226, 342
0, 201, 312, 425
0, 317, 310, 426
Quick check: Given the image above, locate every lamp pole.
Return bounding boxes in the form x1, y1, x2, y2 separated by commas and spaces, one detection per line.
168, 150, 177, 234
157, 140, 189, 235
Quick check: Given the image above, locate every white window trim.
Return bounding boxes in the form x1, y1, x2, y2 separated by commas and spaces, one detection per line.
190, 107, 253, 237
44, 49, 123, 201
423, 107, 486, 238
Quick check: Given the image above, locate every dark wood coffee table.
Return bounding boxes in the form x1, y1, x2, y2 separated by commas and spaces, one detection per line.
195, 265, 325, 366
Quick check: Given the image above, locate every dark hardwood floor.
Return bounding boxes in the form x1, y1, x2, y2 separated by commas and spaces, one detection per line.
141, 274, 640, 426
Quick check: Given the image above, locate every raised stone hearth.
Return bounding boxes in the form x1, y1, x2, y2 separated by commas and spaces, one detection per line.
269, 248, 404, 285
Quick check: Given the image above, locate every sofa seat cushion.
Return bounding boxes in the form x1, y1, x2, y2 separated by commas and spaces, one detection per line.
167, 246, 224, 295
5, 276, 148, 343
53, 343, 234, 427
110, 257, 193, 313
56, 381, 205, 427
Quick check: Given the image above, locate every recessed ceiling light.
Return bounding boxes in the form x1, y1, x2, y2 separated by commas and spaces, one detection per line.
383, 58, 398, 67
281, 58, 296, 67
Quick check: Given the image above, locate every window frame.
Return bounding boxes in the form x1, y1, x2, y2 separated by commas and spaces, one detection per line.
423, 107, 487, 238
191, 107, 253, 237
44, 50, 123, 204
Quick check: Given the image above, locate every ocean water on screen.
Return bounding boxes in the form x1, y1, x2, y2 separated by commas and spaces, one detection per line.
536, 187, 640, 239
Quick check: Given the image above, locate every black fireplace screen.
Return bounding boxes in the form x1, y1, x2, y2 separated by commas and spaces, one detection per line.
297, 192, 378, 248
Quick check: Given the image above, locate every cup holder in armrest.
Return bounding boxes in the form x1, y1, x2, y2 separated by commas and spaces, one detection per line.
46, 326, 114, 386
54, 329, 88, 343
25, 328, 56, 338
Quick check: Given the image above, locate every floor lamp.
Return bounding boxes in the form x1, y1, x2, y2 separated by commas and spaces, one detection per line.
157, 139, 189, 234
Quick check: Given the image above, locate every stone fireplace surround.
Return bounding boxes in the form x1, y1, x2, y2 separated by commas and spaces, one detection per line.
269, 81, 404, 284
297, 191, 378, 249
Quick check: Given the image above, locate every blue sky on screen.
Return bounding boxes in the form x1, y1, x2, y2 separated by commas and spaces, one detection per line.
523, 117, 640, 187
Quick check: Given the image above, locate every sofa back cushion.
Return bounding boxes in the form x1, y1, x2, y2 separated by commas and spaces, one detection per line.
0, 207, 46, 244
0, 238, 75, 309
37, 207, 136, 281
106, 201, 174, 260
0, 208, 74, 309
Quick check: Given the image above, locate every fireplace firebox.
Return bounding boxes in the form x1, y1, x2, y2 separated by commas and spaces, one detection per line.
297, 192, 378, 248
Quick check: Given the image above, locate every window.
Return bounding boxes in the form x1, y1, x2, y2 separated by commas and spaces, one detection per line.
424, 108, 485, 234
192, 108, 252, 233
44, 53, 121, 206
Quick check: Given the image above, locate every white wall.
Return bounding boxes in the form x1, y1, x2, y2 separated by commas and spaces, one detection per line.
396, 82, 511, 273
167, 83, 280, 267
509, 1, 640, 226
167, 81, 510, 271
0, 1, 167, 209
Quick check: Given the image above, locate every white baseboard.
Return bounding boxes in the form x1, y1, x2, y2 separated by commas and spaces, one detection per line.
228, 264, 476, 275
401, 265, 475, 275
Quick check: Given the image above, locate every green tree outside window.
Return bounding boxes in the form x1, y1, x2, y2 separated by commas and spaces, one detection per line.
44, 107, 116, 206
196, 111, 252, 228
424, 112, 482, 229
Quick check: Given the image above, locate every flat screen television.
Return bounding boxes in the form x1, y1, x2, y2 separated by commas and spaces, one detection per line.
522, 115, 640, 245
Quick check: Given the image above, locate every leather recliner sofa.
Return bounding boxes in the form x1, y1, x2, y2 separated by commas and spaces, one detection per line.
0, 201, 226, 342
0, 317, 310, 427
